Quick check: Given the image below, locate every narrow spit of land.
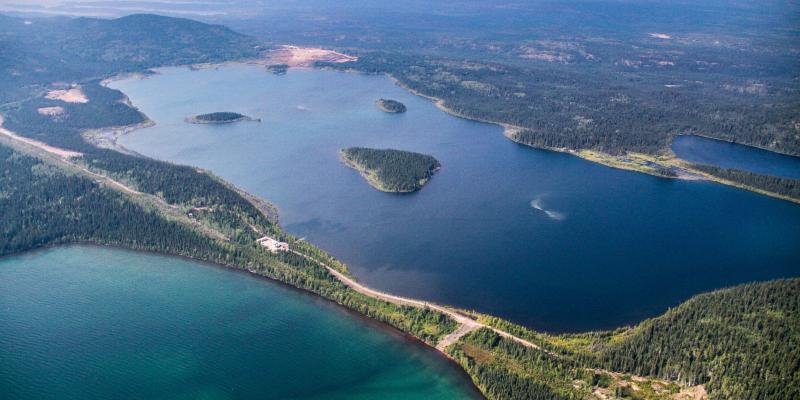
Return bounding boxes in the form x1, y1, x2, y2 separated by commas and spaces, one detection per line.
0, 116, 228, 242
1, 115, 535, 354
287, 248, 543, 353
2, 111, 708, 399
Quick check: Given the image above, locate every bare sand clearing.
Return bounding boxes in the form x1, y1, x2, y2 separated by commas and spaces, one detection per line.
0, 115, 82, 159
37, 106, 65, 116
264, 45, 357, 67
45, 86, 88, 103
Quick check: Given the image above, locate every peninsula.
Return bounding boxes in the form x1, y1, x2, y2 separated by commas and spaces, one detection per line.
375, 98, 407, 113
2, 13, 798, 400
186, 112, 259, 124
341, 147, 440, 192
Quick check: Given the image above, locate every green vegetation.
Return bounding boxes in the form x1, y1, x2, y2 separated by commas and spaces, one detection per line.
0, 142, 457, 346
341, 147, 440, 192
449, 328, 588, 400
692, 164, 800, 201
324, 51, 799, 158
297, 0, 799, 160
376, 98, 407, 113
593, 279, 800, 400
1, 12, 797, 400
0, 145, 216, 256
187, 111, 258, 124
465, 279, 800, 400
0, 14, 265, 104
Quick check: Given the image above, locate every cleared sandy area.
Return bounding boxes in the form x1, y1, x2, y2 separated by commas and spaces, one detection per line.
37, 106, 65, 116
264, 45, 357, 67
45, 86, 88, 103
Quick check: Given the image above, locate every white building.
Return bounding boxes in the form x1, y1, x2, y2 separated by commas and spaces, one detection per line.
257, 236, 289, 253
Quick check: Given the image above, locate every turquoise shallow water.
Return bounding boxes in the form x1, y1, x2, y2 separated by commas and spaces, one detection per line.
113, 65, 800, 332
0, 246, 481, 400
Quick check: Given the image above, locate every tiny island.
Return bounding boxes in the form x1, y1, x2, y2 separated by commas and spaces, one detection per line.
375, 98, 407, 113
340, 147, 440, 193
186, 112, 260, 124
267, 64, 289, 75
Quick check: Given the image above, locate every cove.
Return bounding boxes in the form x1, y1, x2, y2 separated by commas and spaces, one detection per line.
672, 135, 800, 179
112, 65, 800, 332
0, 246, 481, 400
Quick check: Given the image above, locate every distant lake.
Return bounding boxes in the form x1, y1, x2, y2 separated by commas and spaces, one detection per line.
672, 135, 800, 179
113, 65, 800, 332
0, 246, 481, 400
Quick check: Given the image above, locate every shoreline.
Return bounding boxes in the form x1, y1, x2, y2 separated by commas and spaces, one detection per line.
2, 54, 734, 400
339, 151, 433, 193
0, 90, 490, 385
675, 132, 800, 159
384, 74, 800, 205
82, 119, 155, 156
0, 242, 487, 399
375, 99, 407, 113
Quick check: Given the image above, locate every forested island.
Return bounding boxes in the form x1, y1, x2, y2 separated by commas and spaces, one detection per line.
1, 13, 798, 400
341, 147, 440, 192
267, 64, 289, 75
375, 98, 407, 113
186, 112, 259, 124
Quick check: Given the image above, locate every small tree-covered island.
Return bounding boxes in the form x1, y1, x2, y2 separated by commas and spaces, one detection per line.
341, 147, 440, 192
375, 98, 407, 113
186, 111, 259, 124
267, 64, 289, 75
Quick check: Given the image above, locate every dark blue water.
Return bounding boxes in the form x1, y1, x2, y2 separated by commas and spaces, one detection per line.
113, 66, 800, 332
0, 246, 481, 400
673, 135, 800, 179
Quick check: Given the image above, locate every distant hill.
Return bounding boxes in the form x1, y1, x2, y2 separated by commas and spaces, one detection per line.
0, 13, 264, 102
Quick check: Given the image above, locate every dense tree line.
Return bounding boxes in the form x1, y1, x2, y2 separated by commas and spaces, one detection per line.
341, 147, 441, 192
1, 83, 146, 152
449, 328, 586, 400
692, 164, 800, 200
2, 12, 798, 400
1, 83, 276, 231
454, 280, 800, 399
321, 50, 800, 157
0, 142, 458, 345
0, 145, 220, 257
588, 279, 800, 399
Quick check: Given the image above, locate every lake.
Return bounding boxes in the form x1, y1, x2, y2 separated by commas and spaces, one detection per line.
112, 65, 800, 332
672, 135, 800, 179
0, 246, 481, 400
